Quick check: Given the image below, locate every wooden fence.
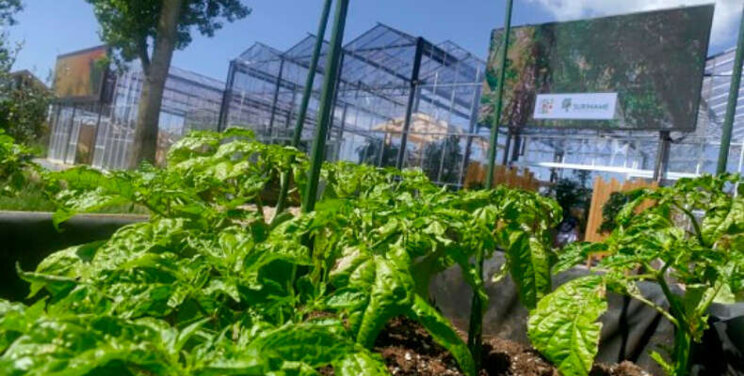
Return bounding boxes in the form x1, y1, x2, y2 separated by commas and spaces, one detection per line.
464, 162, 540, 192
584, 177, 657, 243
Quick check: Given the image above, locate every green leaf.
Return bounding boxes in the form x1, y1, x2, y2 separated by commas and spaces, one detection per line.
528, 276, 608, 376
353, 252, 415, 348
333, 352, 390, 376
407, 295, 476, 376
650, 351, 675, 375
553, 242, 607, 275
505, 230, 552, 309
247, 322, 388, 374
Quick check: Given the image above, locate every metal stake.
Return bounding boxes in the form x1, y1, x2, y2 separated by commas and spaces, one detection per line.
303, 0, 350, 213
471, 1, 514, 369
717, 3, 744, 174
273, 0, 334, 218
395, 37, 425, 170
485, 0, 514, 189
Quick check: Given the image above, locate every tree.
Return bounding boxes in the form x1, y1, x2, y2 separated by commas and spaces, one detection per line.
0, 0, 21, 27
0, 71, 52, 149
86, 0, 250, 168
356, 137, 399, 167
421, 135, 463, 185
0, 1, 51, 150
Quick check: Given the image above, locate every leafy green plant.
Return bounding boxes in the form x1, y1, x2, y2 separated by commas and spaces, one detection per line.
1, 129, 565, 375
528, 174, 744, 376
598, 191, 629, 233
0, 129, 38, 196
551, 173, 592, 232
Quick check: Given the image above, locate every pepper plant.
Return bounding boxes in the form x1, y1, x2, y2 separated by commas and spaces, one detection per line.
528, 174, 744, 376
0, 129, 565, 375
0, 129, 38, 196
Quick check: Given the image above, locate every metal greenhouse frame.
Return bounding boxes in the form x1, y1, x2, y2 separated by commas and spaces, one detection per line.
219, 23, 489, 187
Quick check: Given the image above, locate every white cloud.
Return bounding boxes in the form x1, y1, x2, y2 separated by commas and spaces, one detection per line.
526, 0, 742, 48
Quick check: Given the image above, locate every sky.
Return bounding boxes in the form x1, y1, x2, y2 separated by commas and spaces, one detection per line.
7, 0, 743, 84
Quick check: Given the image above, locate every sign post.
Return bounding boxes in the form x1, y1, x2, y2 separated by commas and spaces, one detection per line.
485, 0, 514, 190
717, 3, 744, 174
476, 0, 514, 369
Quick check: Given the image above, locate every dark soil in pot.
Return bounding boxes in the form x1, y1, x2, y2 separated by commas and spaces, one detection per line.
324, 317, 652, 376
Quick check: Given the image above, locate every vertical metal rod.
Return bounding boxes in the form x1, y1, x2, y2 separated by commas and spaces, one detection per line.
377, 137, 385, 167
338, 103, 348, 140
460, 68, 483, 187
501, 130, 512, 166
395, 37, 425, 170
736, 140, 744, 197
218, 61, 237, 132
327, 52, 346, 142
285, 87, 297, 132
653, 131, 671, 183
302, 0, 350, 213
510, 132, 522, 164
62, 104, 78, 164
717, 3, 744, 174
50, 104, 62, 159
485, 0, 514, 189
471, 1, 514, 368
273, 0, 334, 219
291, 0, 334, 149
268, 57, 286, 139
90, 102, 104, 165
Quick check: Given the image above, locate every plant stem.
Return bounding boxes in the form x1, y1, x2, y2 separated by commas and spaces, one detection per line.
673, 327, 692, 376
672, 202, 704, 246
467, 254, 484, 368
625, 287, 679, 327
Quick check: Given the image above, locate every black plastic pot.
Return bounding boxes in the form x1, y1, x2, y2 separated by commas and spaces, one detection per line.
0, 211, 145, 301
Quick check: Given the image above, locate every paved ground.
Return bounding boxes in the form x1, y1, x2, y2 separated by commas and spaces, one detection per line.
34, 158, 73, 172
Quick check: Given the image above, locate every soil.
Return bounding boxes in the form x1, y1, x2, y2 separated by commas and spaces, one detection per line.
365, 317, 651, 376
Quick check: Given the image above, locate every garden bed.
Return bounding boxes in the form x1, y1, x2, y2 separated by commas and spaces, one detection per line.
368, 317, 649, 376
3, 132, 743, 376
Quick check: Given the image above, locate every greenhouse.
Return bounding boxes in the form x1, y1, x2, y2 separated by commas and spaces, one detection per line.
45, 33, 744, 185
220, 23, 489, 186
3, 1, 744, 376
47, 65, 224, 170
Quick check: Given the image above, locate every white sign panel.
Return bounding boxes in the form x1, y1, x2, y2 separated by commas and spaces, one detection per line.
533, 93, 618, 120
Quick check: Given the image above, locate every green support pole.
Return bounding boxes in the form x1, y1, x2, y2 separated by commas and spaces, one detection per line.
302, 0, 349, 213
485, 0, 514, 189
469, 0, 514, 367
273, 0, 333, 218
717, 4, 744, 175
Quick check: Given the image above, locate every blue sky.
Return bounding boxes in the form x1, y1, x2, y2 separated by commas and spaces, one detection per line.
7, 0, 742, 83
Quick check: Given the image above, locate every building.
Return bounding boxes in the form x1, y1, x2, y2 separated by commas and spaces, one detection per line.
47, 64, 224, 169
47, 34, 744, 185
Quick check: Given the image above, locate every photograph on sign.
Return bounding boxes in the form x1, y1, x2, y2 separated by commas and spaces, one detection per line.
480, 5, 714, 131
53, 46, 108, 102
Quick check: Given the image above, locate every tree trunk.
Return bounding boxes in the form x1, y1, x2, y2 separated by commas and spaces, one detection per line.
128, 0, 184, 169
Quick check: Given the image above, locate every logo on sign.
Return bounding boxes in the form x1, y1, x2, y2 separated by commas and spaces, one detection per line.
538, 98, 553, 115
561, 98, 572, 112
533, 93, 618, 120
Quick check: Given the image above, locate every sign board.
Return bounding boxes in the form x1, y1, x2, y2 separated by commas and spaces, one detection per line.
533, 93, 618, 120
53, 46, 109, 102
480, 5, 714, 131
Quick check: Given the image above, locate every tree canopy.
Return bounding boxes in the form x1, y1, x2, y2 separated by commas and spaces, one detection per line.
86, 0, 250, 72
